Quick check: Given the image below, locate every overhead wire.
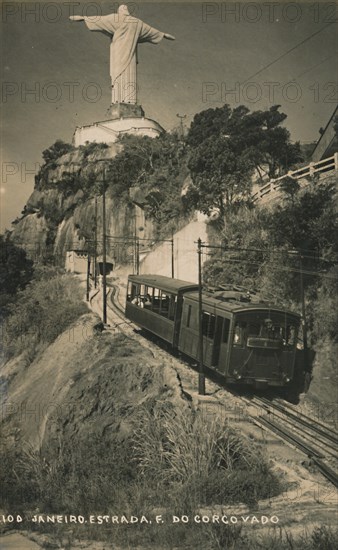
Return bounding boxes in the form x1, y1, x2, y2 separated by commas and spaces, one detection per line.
202, 254, 338, 280
293, 52, 338, 80
240, 22, 336, 84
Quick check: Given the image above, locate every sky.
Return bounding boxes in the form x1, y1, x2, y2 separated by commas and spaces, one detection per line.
1, 0, 337, 231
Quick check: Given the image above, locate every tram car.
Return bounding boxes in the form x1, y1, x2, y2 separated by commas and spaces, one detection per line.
125, 275, 302, 389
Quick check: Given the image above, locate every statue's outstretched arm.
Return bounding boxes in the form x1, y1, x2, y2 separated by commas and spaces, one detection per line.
164, 33, 175, 40
69, 16, 85, 22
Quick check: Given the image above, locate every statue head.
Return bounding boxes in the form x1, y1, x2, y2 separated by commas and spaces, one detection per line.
118, 4, 130, 17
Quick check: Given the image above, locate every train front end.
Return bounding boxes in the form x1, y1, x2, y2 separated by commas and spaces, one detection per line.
228, 310, 301, 389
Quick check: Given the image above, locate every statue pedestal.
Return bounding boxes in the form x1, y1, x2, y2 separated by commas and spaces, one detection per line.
73, 103, 164, 147
109, 103, 145, 119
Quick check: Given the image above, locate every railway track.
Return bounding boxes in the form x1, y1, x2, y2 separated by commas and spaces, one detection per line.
239, 395, 338, 488
91, 283, 338, 489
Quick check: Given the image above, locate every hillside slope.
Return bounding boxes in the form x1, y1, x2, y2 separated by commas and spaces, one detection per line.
1, 313, 187, 451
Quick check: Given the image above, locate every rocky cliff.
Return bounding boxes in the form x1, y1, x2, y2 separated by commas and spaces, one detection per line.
10, 142, 156, 265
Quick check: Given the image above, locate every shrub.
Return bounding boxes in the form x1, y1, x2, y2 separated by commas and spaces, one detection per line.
0, 235, 34, 309
0, 431, 135, 513
3, 272, 88, 362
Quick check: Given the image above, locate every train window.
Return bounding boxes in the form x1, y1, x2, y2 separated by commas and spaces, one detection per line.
233, 318, 299, 347
129, 283, 145, 307
127, 282, 139, 302
248, 323, 260, 336
159, 292, 170, 318
153, 287, 160, 299
129, 284, 153, 308
143, 286, 153, 308
234, 321, 269, 346
202, 313, 207, 336
233, 323, 244, 346
150, 288, 160, 311
202, 312, 216, 339
168, 296, 177, 321
285, 325, 297, 346
222, 318, 230, 343
259, 321, 283, 341
186, 305, 192, 327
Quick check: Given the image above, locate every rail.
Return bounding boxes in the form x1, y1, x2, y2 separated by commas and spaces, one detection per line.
246, 395, 338, 488
252, 153, 338, 204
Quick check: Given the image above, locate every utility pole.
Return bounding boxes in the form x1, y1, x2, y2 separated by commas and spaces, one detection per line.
136, 237, 140, 275
102, 169, 107, 325
197, 238, 206, 395
171, 231, 175, 278
86, 249, 91, 302
93, 196, 98, 288
176, 113, 187, 139
299, 254, 308, 351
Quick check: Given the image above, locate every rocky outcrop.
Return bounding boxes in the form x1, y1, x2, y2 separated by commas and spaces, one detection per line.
10, 143, 155, 264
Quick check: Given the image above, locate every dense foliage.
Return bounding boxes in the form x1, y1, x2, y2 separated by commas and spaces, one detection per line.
0, 234, 34, 309
104, 133, 190, 234
187, 104, 303, 177
29, 104, 304, 247
204, 178, 338, 343
3, 267, 88, 362
33, 133, 191, 241
186, 104, 303, 219
42, 139, 74, 167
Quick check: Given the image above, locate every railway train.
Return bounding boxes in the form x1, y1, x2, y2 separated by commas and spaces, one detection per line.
125, 274, 303, 390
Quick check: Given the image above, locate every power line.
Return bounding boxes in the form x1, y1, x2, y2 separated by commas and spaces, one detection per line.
200, 243, 338, 262
241, 22, 336, 85
294, 52, 338, 80
204, 255, 338, 281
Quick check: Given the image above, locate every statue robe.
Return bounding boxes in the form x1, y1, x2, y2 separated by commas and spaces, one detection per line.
84, 14, 164, 104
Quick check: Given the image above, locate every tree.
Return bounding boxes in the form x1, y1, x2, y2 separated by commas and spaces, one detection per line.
185, 104, 303, 221
203, 207, 267, 291
105, 133, 189, 233
187, 136, 254, 217
42, 140, 74, 167
334, 115, 338, 140
0, 235, 34, 308
187, 104, 303, 180
267, 180, 337, 254
278, 176, 300, 206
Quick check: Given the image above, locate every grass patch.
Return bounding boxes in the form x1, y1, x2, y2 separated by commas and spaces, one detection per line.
1, 401, 337, 549
0, 404, 279, 507
3, 270, 88, 363
133, 405, 281, 508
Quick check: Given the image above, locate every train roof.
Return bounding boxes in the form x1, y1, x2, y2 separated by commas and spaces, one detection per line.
127, 274, 199, 294
184, 291, 300, 318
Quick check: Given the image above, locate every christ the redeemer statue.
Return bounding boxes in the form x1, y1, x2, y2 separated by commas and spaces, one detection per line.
70, 5, 175, 105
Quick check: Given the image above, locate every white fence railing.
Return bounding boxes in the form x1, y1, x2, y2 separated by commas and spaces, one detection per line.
252, 152, 338, 204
